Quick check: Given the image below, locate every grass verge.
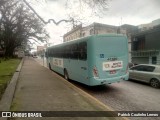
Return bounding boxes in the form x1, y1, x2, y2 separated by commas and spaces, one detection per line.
0, 58, 21, 99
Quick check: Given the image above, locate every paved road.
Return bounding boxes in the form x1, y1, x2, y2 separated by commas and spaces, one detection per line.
73, 80, 160, 111
70, 80, 160, 120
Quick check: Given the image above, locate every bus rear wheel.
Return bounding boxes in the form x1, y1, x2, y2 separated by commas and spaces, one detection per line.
64, 69, 69, 80
49, 63, 51, 70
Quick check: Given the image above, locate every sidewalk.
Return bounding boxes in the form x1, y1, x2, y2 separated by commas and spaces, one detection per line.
11, 57, 124, 120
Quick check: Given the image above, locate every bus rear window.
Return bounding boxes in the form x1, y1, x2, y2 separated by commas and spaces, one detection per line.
96, 36, 127, 56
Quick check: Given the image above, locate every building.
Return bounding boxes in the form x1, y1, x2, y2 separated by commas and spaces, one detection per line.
131, 26, 160, 65
138, 23, 153, 31
138, 18, 160, 31
63, 23, 120, 42
37, 44, 47, 57
81, 23, 119, 37
120, 24, 138, 62
37, 45, 47, 52
152, 18, 160, 26
63, 24, 82, 42
63, 22, 138, 62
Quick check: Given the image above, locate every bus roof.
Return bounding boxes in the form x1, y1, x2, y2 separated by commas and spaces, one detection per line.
47, 34, 126, 49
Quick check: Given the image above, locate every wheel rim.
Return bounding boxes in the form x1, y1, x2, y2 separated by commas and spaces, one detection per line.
151, 79, 159, 88
64, 71, 68, 80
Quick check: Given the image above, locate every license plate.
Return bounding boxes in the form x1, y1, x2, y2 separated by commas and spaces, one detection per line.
103, 61, 123, 71
110, 70, 116, 74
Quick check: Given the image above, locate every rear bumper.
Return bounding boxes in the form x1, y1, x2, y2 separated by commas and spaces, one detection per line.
89, 73, 129, 86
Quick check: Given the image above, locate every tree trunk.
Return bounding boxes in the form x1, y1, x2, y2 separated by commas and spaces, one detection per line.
4, 46, 15, 59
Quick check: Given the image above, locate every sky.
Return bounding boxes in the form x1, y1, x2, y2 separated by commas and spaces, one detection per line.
27, 0, 160, 48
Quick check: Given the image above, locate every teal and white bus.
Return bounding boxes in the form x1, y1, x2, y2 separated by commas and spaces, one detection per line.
46, 34, 129, 86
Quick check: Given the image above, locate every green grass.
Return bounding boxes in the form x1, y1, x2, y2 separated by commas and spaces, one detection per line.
0, 59, 21, 99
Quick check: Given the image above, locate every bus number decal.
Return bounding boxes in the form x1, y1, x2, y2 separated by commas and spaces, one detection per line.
53, 58, 64, 68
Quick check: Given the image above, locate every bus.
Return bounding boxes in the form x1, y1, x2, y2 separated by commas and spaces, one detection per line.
46, 34, 129, 86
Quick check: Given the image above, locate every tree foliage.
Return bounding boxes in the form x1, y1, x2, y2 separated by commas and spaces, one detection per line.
0, 0, 49, 58
66, 0, 109, 15
46, 0, 109, 13
30, 0, 109, 25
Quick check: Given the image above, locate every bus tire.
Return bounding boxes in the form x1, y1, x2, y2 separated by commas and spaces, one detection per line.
64, 69, 69, 80
49, 63, 51, 70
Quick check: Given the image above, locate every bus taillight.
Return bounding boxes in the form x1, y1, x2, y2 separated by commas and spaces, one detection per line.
93, 66, 99, 77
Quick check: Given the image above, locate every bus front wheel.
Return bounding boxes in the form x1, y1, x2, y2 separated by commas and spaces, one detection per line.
64, 69, 69, 80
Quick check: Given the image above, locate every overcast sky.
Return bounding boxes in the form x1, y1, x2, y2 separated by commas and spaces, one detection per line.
28, 0, 160, 46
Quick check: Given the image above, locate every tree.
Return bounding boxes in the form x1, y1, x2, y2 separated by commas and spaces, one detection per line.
65, 0, 109, 15
0, 0, 49, 58
0, 0, 109, 58
23, 0, 109, 25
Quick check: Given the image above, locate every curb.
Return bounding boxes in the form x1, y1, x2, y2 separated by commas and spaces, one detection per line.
0, 58, 24, 112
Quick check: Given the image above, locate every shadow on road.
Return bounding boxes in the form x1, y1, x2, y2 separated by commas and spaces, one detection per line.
69, 79, 121, 94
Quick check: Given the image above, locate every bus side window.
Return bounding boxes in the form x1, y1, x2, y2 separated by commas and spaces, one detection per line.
49, 49, 51, 57
57, 47, 62, 58
71, 44, 78, 59
50, 48, 55, 57
79, 42, 87, 60
65, 45, 70, 58
52, 48, 55, 57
